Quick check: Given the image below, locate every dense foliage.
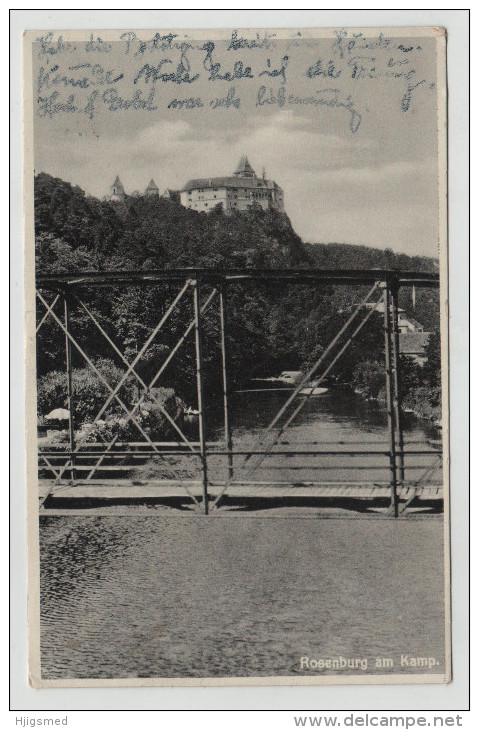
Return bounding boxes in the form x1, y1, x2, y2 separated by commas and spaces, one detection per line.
35, 173, 441, 429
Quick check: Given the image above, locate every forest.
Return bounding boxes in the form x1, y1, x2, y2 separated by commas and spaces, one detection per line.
35, 173, 442, 440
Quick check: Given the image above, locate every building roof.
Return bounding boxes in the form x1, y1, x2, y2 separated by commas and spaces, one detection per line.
182, 177, 281, 192
111, 176, 125, 194
234, 155, 255, 177
182, 157, 283, 193
146, 179, 159, 191
403, 316, 424, 330
399, 332, 430, 355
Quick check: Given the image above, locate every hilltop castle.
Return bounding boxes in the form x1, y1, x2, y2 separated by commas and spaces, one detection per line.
105, 157, 284, 214
106, 176, 161, 202
180, 156, 284, 214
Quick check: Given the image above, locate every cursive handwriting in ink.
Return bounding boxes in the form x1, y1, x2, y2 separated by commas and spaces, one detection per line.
38, 65, 89, 91
347, 56, 378, 80
168, 97, 204, 109
83, 90, 98, 119
133, 56, 199, 85
401, 79, 426, 111
72, 63, 124, 85
102, 87, 158, 111
37, 91, 78, 117
256, 85, 286, 108
257, 85, 362, 133
201, 41, 253, 81
312, 88, 362, 132
209, 86, 241, 109
35, 32, 75, 56
37, 63, 124, 92
259, 56, 289, 85
306, 59, 342, 79
227, 29, 276, 51
85, 34, 112, 53
120, 31, 179, 56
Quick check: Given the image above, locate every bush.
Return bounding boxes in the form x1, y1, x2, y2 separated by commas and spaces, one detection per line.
37, 359, 186, 441
352, 359, 385, 400
37, 358, 138, 424
403, 385, 442, 422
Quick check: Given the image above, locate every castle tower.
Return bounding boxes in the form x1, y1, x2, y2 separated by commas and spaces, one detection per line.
233, 155, 256, 178
110, 175, 126, 202
145, 179, 159, 197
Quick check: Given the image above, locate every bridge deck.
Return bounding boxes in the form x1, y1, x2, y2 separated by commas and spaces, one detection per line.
39, 479, 443, 504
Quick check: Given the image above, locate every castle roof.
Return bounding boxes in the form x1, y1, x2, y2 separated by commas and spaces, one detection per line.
111, 176, 125, 194
182, 176, 281, 192
146, 179, 159, 191
234, 155, 256, 177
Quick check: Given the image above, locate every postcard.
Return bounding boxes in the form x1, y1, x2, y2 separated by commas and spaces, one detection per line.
23, 26, 449, 687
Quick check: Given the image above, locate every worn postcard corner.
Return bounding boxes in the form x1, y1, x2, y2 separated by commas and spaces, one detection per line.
23, 25, 449, 688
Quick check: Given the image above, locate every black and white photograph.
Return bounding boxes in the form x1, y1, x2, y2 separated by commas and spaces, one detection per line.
24, 25, 449, 687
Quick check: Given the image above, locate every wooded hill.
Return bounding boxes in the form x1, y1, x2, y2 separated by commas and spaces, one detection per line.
35, 173, 441, 426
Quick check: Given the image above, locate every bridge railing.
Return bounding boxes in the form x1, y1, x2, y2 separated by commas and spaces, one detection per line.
36, 269, 442, 516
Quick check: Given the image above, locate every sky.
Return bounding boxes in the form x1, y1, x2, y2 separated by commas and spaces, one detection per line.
31, 27, 444, 257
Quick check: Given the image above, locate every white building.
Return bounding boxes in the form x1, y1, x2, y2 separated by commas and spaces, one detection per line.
180, 156, 284, 214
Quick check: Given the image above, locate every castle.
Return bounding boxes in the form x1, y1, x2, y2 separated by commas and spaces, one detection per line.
106, 157, 284, 214
180, 156, 284, 214
106, 176, 161, 202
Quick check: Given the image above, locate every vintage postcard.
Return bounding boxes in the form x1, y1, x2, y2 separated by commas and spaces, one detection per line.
24, 26, 449, 687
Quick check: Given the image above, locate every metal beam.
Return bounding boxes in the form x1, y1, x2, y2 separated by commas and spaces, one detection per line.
242, 289, 382, 481
219, 285, 234, 481
193, 281, 209, 515
36, 290, 161, 453
81, 285, 217, 479
240, 283, 380, 468
64, 296, 76, 481
37, 268, 442, 514
88, 280, 191, 425
36, 294, 59, 332
383, 284, 399, 517
390, 282, 405, 483
37, 268, 439, 289
75, 296, 196, 462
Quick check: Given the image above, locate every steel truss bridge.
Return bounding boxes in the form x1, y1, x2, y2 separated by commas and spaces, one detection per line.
36, 269, 443, 517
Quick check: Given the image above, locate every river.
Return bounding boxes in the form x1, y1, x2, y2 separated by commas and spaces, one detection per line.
39, 388, 446, 680
203, 386, 442, 490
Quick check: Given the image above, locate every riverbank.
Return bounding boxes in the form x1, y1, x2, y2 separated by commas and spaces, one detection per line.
352, 384, 441, 428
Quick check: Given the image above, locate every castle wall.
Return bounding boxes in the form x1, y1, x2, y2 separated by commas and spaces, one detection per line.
180, 187, 229, 211
181, 183, 284, 214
